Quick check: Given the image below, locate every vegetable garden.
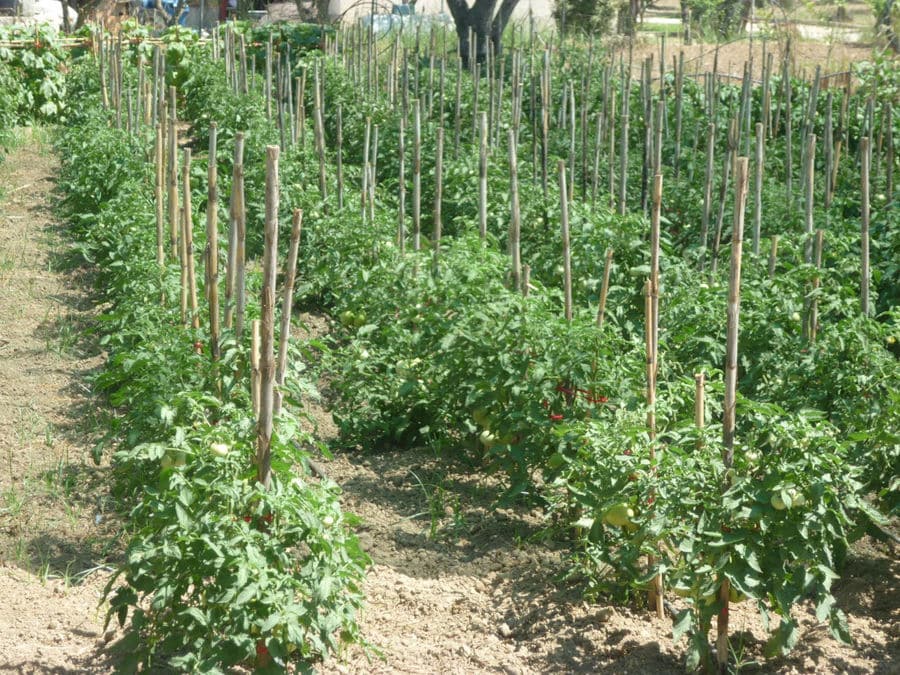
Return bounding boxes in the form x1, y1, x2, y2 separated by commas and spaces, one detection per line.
2, 17, 897, 673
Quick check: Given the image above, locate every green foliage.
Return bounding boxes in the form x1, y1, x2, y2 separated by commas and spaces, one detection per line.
55, 59, 368, 672
0, 25, 68, 121
55, 27, 899, 671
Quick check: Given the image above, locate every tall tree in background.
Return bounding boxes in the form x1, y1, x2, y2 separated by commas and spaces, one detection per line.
874, 0, 899, 52
445, 0, 520, 67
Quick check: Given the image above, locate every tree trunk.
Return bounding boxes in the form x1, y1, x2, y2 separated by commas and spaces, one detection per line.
878, 0, 899, 53
447, 0, 520, 67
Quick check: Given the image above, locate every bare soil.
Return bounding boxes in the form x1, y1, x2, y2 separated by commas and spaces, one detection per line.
295, 315, 899, 675
0, 130, 116, 673
0, 129, 895, 674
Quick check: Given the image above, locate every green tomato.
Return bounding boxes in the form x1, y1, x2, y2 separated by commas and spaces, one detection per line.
210, 442, 229, 457
771, 494, 787, 510
729, 587, 748, 603
339, 310, 356, 326
472, 407, 492, 429
671, 585, 693, 598
479, 430, 497, 449
161, 450, 186, 470
602, 503, 636, 528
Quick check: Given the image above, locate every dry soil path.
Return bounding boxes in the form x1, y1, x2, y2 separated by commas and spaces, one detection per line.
0, 130, 116, 673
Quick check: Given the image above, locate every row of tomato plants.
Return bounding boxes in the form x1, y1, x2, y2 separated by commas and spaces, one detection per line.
170, 39, 898, 669
57, 58, 368, 673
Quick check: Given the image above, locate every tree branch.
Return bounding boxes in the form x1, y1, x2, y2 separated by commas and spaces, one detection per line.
445, 0, 469, 25
491, 0, 519, 33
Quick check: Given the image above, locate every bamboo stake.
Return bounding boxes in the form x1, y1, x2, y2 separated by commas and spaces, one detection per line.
785, 75, 793, 207
167, 87, 178, 260
701, 123, 716, 269
479, 111, 488, 239
398, 115, 406, 254
509, 130, 522, 291
207, 124, 220, 360
717, 157, 750, 673
608, 88, 616, 209
224, 133, 243, 331
824, 92, 834, 209
809, 229, 824, 343
711, 119, 738, 277
413, 99, 422, 251
596, 247, 613, 329
674, 51, 684, 178
559, 161, 572, 322
336, 104, 344, 210
155, 123, 165, 278
694, 373, 705, 434
251, 319, 261, 418
768, 235, 779, 279
275, 209, 302, 416
618, 71, 630, 215
182, 149, 199, 330
886, 103, 894, 204
432, 127, 444, 277
861, 137, 870, 316
753, 122, 764, 255
257, 146, 280, 488
803, 133, 817, 266
234, 135, 247, 339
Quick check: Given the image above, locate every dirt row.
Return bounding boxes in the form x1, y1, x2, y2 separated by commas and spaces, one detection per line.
0, 132, 896, 674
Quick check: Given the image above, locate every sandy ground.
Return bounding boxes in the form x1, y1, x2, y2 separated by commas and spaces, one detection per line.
0, 130, 116, 673
293, 314, 899, 675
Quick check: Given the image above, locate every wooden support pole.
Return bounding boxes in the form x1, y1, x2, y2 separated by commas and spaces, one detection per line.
509, 130, 522, 291
432, 127, 444, 277
753, 123, 764, 255
717, 157, 750, 673
861, 137, 870, 316
167, 87, 178, 260
275, 209, 302, 416
257, 146, 280, 488
206, 123, 220, 360
182, 148, 199, 330
596, 248, 613, 329
559, 161, 573, 322
478, 111, 488, 239
154, 123, 165, 279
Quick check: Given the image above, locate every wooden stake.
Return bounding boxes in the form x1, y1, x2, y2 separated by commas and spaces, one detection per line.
509, 130, 521, 291
478, 111, 488, 239
207, 124, 220, 360
809, 229, 824, 343
432, 127, 444, 277
559, 161, 572, 322
233, 135, 247, 338
154, 123, 165, 278
717, 157, 750, 673
257, 146, 280, 488
413, 99, 422, 251
694, 373, 705, 434
182, 148, 199, 330
752, 122, 764, 255
167, 87, 178, 260
251, 319, 261, 418
768, 235, 779, 279
803, 133, 817, 266
398, 115, 406, 254
275, 209, 302, 416
596, 247, 613, 329
701, 123, 716, 269
861, 137, 870, 316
